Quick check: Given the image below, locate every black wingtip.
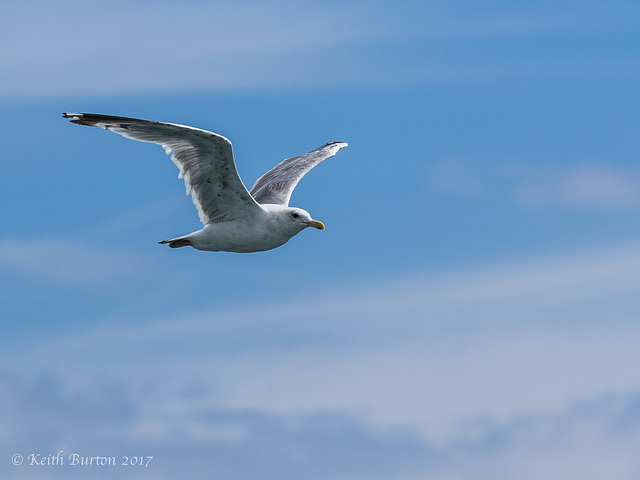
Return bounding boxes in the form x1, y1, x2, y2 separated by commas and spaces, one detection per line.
324, 141, 349, 148
62, 112, 87, 125
62, 112, 114, 127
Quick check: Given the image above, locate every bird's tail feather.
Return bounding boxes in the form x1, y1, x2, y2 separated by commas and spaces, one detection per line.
158, 237, 192, 248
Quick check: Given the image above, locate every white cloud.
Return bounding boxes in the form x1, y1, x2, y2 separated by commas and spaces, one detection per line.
1, 0, 637, 100
0, 0, 383, 99
0, 237, 141, 284
442, 392, 640, 480
5, 240, 640, 477
430, 160, 640, 210
3, 370, 640, 479
5, 240, 640, 442
516, 165, 640, 208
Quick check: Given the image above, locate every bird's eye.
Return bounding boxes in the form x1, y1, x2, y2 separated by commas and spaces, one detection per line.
291, 212, 300, 218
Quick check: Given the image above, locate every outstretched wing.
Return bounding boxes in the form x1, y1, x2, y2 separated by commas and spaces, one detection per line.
250, 141, 348, 206
63, 113, 262, 225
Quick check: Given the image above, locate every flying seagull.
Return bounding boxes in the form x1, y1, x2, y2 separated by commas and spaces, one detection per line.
63, 113, 347, 253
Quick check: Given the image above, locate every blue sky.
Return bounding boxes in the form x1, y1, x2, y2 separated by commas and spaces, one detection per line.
2, 0, 640, 478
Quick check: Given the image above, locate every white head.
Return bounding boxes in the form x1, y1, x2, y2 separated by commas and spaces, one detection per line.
263, 204, 325, 235
287, 207, 325, 230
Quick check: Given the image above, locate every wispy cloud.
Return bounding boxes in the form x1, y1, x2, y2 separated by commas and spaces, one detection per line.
515, 164, 640, 208
4, 238, 640, 477
2, 369, 640, 479
1, 0, 382, 99
430, 160, 640, 209
1, 0, 638, 100
0, 237, 141, 284
440, 392, 640, 480
6, 240, 640, 445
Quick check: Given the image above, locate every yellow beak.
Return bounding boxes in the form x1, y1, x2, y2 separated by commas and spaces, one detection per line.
306, 220, 325, 230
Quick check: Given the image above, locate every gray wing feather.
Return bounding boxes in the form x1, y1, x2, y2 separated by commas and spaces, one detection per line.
63, 113, 262, 225
250, 141, 348, 206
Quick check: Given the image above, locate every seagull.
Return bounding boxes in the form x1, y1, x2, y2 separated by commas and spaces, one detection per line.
63, 113, 347, 253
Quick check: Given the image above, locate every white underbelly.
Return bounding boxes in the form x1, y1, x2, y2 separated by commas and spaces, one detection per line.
188, 221, 292, 253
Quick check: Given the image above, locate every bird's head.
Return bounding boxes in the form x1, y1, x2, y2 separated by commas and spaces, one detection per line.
263, 204, 325, 234
286, 207, 325, 231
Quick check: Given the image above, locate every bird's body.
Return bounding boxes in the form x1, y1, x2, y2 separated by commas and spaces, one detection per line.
161, 204, 319, 253
63, 113, 347, 253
